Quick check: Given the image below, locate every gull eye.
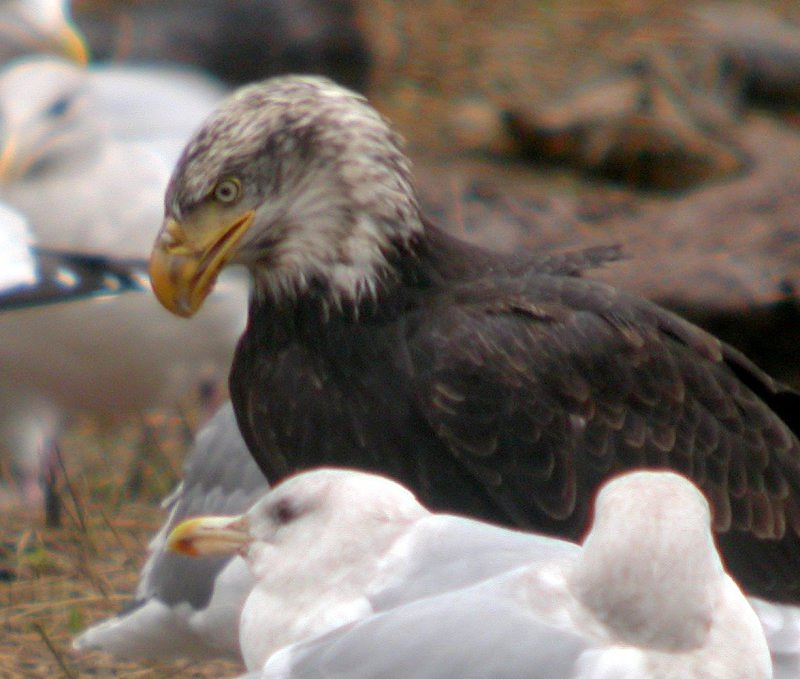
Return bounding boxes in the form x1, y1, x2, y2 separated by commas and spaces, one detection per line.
271, 497, 298, 524
46, 95, 71, 118
213, 177, 241, 204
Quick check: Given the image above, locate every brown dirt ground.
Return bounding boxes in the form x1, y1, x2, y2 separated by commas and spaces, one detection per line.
1, 409, 242, 678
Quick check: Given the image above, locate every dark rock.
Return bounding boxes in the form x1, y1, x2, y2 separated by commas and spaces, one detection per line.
72, 0, 371, 90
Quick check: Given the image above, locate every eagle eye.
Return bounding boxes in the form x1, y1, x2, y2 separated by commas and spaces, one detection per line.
213, 177, 241, 204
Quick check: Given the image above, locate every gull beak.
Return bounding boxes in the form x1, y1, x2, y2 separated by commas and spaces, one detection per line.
0, 128, 58, 184
167, 514, 251, 557
9, 13, 89, 65
59, 22, 89, 65
0, 135, 19, 183
149, 208, 254, 317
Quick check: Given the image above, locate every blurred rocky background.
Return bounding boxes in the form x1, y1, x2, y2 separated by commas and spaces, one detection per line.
71, 0, 800, 384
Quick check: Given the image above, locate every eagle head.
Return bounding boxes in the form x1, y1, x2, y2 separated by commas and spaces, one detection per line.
149, 75, 423, 317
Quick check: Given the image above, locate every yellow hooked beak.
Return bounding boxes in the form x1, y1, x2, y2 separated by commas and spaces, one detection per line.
149, 207, 255, 317
166, 514, 251, 557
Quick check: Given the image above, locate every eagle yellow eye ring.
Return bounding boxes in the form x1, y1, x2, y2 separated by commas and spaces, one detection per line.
214, 177, 242, 204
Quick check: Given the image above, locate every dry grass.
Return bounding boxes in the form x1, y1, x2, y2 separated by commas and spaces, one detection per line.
0, 410, 242, 678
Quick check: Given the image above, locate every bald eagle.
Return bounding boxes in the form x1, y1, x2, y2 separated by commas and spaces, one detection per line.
150, 75, 800, 602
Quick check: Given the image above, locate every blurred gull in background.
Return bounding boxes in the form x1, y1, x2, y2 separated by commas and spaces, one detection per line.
0, 203, 148, 506
89, 62, 229, 163
0, 54, 228, 250
0, 52, 246, 511
0, 0, 87, 65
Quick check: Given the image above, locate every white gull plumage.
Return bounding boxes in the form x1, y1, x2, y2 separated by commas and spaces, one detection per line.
167, 468, 773, 678
0, 201, 35, 292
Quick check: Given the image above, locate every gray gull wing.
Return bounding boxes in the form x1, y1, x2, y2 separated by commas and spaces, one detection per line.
73, 402, 268, 661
